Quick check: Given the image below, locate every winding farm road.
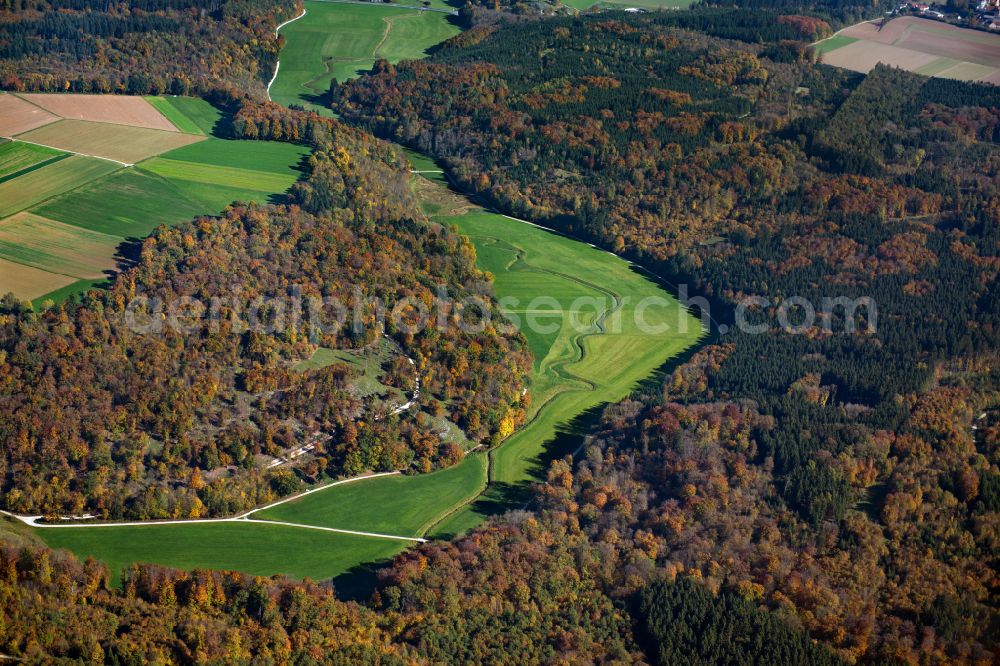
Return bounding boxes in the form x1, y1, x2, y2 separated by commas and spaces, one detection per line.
2, 471, 426, 543
266, 7, 309, 101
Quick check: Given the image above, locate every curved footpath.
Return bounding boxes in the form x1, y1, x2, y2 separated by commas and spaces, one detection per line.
3, 472, 425, 543
266, 8, 309, 101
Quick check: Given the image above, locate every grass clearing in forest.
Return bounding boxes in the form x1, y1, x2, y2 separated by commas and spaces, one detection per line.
255, 456, 489, 537
39, 521, 407, 588
428, 205, 703, 536
269, 1, 459, 112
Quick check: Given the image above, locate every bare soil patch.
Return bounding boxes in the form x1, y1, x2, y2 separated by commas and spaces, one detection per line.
17, 94, 180, 132
0, 94, 59, 136
0, 256, 76, 300
15, 120, 204, 164
823, 18, 1000, 83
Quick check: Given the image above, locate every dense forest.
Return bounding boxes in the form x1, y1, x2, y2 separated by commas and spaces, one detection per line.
0, 97, 530, 519
0, 0, 298, 95
331, 12, 1000, 662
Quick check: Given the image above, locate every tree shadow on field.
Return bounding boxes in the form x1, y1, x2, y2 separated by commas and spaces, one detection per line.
332, 555, 400, 602
115, 236, 146, 270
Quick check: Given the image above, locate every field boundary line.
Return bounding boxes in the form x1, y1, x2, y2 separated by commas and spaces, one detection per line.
267, 7, 309, 101
308, 0, 458, 15
0, 152, 71, 185
246, 470, 402, 514
2, 137, 132, 167
811, 18, 879, 46
243, 517, 426, 542
0, 471, 403, 528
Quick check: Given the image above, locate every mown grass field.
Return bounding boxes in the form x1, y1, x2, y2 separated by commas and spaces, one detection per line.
269, 1, 459, 112
430, 207, 703, 536
40, 522, 407, 588
255, 456, 488, 536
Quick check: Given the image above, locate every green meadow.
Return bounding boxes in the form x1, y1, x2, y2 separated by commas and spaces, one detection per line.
145, 96, 224, 135
430, 207, 703, 536
814, 34, 858, 54
268, 1, 460, 112
40, 521, 406, 588
255, 456, 489, 536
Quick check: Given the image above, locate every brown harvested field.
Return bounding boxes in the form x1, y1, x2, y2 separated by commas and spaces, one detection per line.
0, 93, 59, 136
823, 41, 940, 71
0, 256, 76, 301
0, 212, 121, 280
840, 17, 1000, 66
822, 17, 1000, 83
14, 120, 205, 165
16, 93, 180, 132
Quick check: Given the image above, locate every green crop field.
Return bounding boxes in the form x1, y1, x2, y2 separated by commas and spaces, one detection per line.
295, 340, 408, 400
34, 167, 244, 238
269, 1, 459, 112
814, 34, 859, 54
40, 521, 407, 587
3, 102, 310, 303
255, 456, 488, 536
0, 212, 120, 279
144, 96, 223, 135
35, 169, 279, 239
0, 154, 120, 218
0, 141, 65, 180
156, 138, 311, 176
141, 158, 301, 192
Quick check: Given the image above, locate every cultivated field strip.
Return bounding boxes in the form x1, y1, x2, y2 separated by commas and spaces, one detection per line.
0, 92, 59, 136
17, 93, 180, 131
817, 17, 1000, 84
0, 98, 310, 302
